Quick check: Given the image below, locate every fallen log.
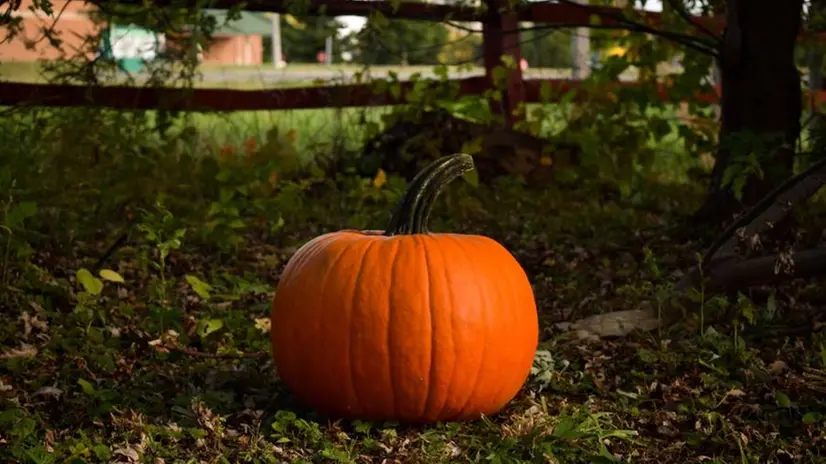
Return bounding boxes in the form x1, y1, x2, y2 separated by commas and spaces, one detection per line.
565, 152, 826, 338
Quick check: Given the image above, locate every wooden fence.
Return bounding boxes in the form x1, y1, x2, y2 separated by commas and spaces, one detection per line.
0, 1, 823, 124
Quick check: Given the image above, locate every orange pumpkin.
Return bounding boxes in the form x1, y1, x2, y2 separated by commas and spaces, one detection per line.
270, 154, 538, 423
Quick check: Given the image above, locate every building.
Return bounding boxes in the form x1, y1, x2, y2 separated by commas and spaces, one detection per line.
0, 1, 270, 66
1, 0, 98, 61
199, 9, 271, 66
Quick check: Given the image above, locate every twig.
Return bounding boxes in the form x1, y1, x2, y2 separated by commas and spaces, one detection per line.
94, 230, 130, 271
153, 340, 268, 359
662, 0, 722, 42
551, 0, 720, 57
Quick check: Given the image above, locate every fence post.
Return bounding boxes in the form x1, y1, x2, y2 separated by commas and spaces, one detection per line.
570, 0, 591, 80
482, 0, 525, 129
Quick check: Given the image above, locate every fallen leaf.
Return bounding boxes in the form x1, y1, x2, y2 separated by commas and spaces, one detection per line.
373, 168, 387, 188
769, 360, 788, 375
0, 344, 38, 359
113, 446, 140, 462
34, 386, 64, 397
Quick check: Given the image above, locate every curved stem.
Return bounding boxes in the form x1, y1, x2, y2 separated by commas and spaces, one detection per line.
384, 153, 475, 236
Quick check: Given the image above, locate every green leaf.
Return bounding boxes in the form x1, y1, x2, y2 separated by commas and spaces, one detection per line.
389, 82, 402, 101
370, 10, 389, 29
92, 444, 112, 461
99, 269, 125, 283
539, 81, 553, 102
76, 268, 103, 296
185, 274, 213, 300
228, 218, 246, 229
271, 216, 286, 233
13, 417, 36, 439
16, 201, 37, 218
736, 293, 756, 325
775, 391, 792, 408
492, 66, 508, 90
433, 64, 449, 81
5, 201, 37, 229
551, 416, 586, 439
78, 378, 96, 396
24, 445, 55, 464
462, 167, 479, 187
352, 420, 372, 434
197, 318, 224, 338
802, 411, 822, 424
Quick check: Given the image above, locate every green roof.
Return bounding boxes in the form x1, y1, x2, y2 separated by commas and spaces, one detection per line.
206, 9, 272, 37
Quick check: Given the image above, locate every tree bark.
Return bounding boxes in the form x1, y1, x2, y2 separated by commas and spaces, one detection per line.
807, 0, 826, 160
694, 0, 804, 225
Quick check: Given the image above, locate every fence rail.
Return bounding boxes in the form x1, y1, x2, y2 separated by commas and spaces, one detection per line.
13, 77, 817, 112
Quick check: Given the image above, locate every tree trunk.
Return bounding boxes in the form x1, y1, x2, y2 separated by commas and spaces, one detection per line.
807, 0, 826, 160
694, 0, 803, 224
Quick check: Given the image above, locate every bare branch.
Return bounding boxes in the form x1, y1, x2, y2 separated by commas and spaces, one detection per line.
551, 0, 720, 57
677, 247, 826, 293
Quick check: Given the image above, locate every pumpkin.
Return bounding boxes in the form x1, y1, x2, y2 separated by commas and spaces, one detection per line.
270, 153, 538, 424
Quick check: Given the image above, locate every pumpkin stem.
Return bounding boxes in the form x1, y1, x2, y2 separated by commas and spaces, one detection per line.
384, 153, 475, 236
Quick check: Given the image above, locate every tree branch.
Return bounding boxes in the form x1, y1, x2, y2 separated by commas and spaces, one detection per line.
699, 151, 826, 269
677, 247, 826, 294
662, 0, 723, 42
443, 18, 718, 58
550, 0, 720, 57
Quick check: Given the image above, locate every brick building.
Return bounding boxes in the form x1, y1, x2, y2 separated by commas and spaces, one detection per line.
1, 1, 269, 65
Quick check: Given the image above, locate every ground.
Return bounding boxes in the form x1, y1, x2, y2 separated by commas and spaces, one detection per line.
2, 82, 826, 463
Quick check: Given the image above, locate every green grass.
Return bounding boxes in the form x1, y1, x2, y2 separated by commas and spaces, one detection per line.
0, 61, 43, 82
0, 59, 574, 87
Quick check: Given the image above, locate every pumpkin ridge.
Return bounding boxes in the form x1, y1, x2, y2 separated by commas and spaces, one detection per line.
386, 239, 402, 418
438, 233, 467, 420
346, 239, 377, 416
445, 234, 489, 420
480, 238, 523, 410
429, 235, 457, 420
271, 234, 339, 387
418, 235, 438, 421
478, 235, 538, 412
310, 237, 356, 413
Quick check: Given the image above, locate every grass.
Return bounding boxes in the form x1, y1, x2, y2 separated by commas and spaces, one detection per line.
0, 61, 43, 82
0, 59, 580, 88
1, 76, 826, 464
183, 106, 393, 152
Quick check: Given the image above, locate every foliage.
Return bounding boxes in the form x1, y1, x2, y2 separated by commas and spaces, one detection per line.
3, 99, 826, 462
355, 17, 451, 66
2, 1, 826, 462
520, 29, 573, 69
437, 27, 483, 65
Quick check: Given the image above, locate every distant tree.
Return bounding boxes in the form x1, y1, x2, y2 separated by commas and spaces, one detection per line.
520, 28, 573, 68
437, 25, 482, 65
355, 19, 450, 66
262, 15, 346, 63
